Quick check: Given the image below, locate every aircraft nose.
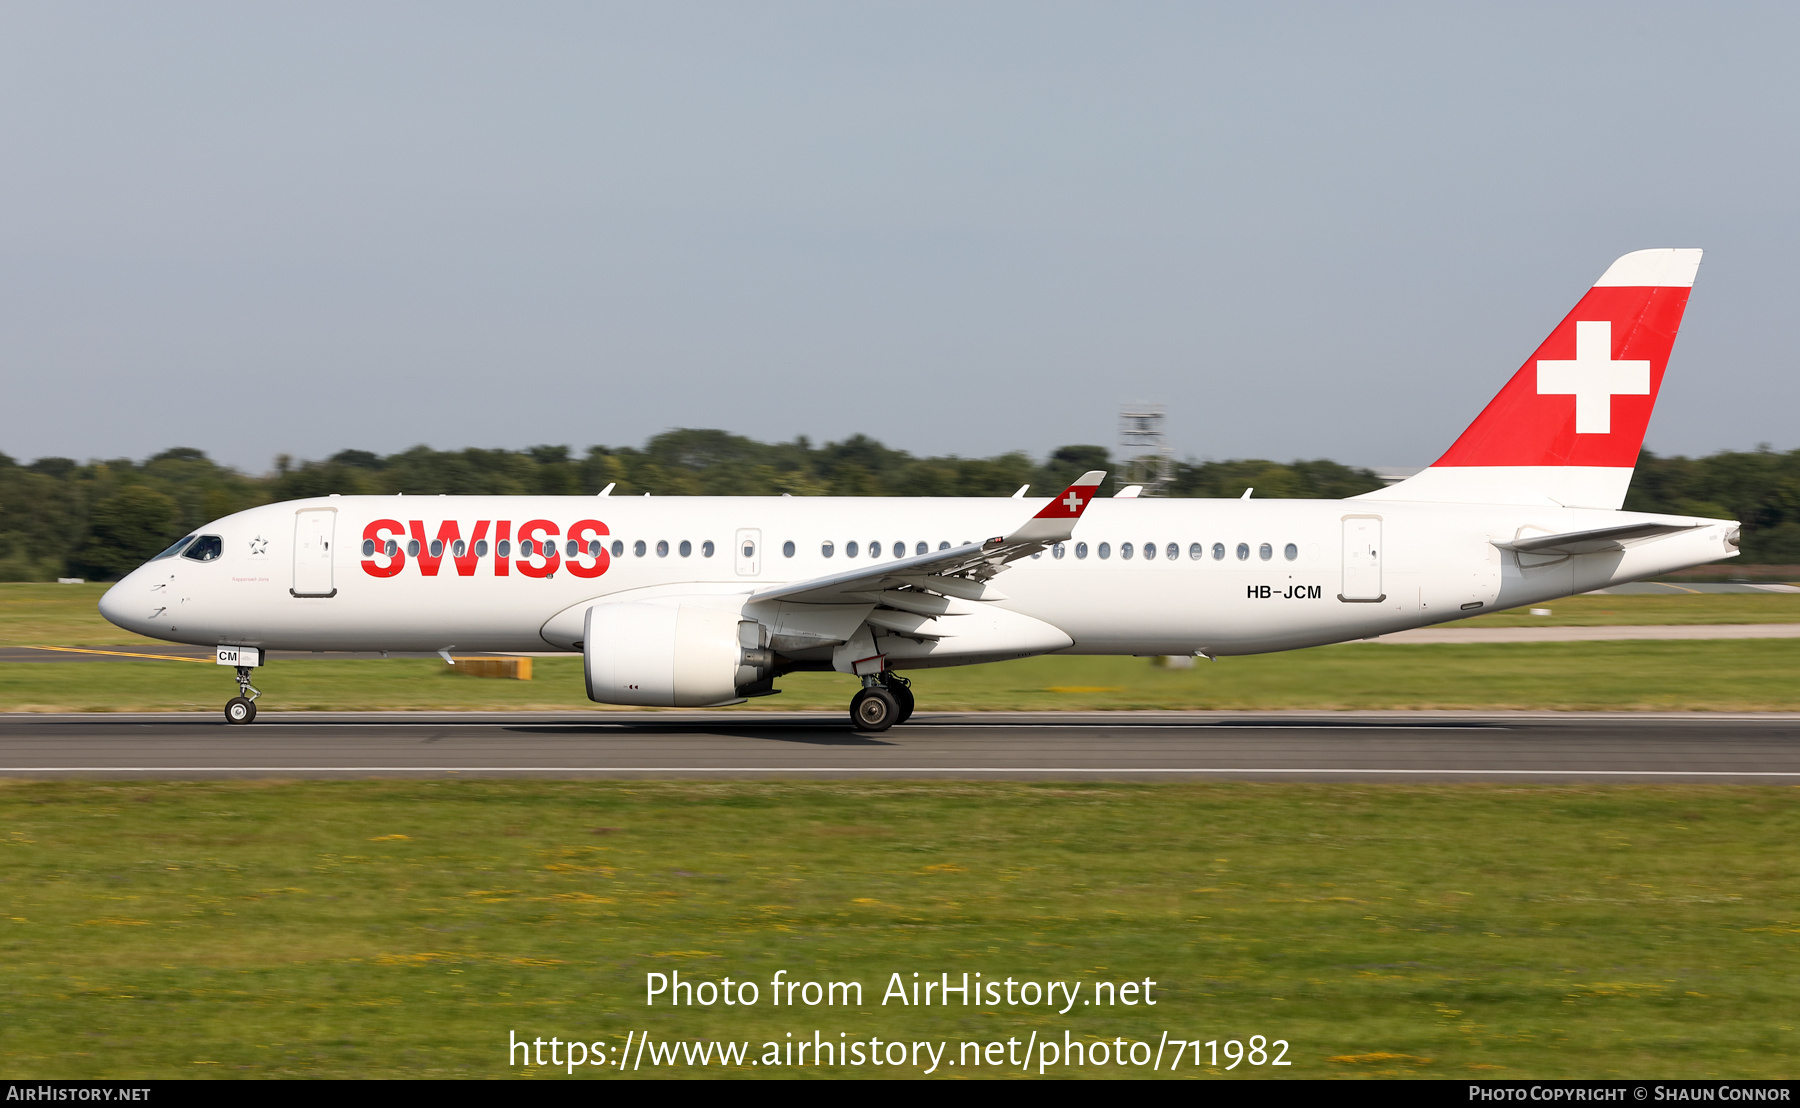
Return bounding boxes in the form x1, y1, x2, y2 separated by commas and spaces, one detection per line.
97, 576, 138, 632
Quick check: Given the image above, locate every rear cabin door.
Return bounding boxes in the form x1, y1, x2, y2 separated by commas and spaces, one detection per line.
1340, 515, 1384, 602
735, 528, 762, 576
292, 509, 337, 597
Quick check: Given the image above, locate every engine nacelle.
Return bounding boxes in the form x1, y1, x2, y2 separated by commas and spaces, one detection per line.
583, 603, 768, 707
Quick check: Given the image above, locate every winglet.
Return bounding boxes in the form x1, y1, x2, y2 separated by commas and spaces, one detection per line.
1006, 470, 1106, 545
1032, 471, 1106, 521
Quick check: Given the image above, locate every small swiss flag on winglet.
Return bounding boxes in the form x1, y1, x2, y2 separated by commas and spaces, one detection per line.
1034, 471, 1108, 520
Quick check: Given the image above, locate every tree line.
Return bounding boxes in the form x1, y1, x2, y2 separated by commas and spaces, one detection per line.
1, 430, 1794, 580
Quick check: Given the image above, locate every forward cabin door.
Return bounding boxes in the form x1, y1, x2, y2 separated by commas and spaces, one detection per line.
292, 509, 337, 597
735, 528, 762, 577
1340, 515, 1384, 602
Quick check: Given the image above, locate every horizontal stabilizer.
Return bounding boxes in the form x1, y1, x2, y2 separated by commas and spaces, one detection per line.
1496, 521, 1703, 556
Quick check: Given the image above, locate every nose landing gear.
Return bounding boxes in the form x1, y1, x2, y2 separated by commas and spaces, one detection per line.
849, 673, 914, 733
225, 665, 261, 725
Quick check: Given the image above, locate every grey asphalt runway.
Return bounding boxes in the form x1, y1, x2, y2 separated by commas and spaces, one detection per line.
1, 710, 1797, 782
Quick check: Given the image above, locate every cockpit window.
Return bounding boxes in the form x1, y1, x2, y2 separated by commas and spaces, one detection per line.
181, 535, 224, 562
151, 535, 197, 561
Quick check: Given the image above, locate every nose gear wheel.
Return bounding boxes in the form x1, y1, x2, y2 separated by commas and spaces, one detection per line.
225, 664, 262, 725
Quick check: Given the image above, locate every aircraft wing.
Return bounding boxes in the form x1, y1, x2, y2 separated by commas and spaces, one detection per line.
751, 471, 1106, 606
1496, 521, 1704, 556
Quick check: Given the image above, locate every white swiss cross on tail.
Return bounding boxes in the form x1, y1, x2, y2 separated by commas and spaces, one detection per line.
1535, 320, 1650, 434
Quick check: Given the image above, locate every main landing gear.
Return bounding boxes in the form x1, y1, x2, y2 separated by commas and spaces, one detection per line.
849, 673, 914, 733
225, 665, 261, 726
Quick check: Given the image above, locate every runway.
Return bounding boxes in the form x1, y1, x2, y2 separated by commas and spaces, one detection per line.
1, 711, 1797, 782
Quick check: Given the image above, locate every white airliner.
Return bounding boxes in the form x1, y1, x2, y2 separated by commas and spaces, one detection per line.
100, 249, 1735, 730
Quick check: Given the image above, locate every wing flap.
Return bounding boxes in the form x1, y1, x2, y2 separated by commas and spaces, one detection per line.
864, 609, 953, 639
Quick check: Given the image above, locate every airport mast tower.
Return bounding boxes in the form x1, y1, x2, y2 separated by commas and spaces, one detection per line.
1118, 403, 1175, 496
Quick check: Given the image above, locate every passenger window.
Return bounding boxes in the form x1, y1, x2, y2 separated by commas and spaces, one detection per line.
1188, 542, 1202, 560
1052, 543, 1065, 559
1212, 542, 1225, 560
1285, 543, 1298, 561
152, 535, 197, 561
610, 540, 623, 557
782, 540, 795, 558
915, 541, 927, 556
680, 540, 692, 557
386, 539, 399, 557
476, 540, 489, 557
846, 541, 859, 558
497, 540, 512, 558
1075, 542, 1088, 559
588, 541, 601, 557
1236, 542, 1250, 561
454, 540, 467, 557
702, 540, 715, 557
1098, 542, 1112, 560
361, 539, 375, 557
633, 540, 647, 557
656, 540, 669, 557
1166, 543, 1179, 561
869, 541, 881, 558
1142, 542, 1156, 561
430, 540, 443, 558
938, 541, 950, 550
407, 539, 421, 558
521, 540, 536, 557
822, 541, 835, 558
565, 540, 578, 558
1260, 542, 1273, 561
179, 535, 222, 562
1121, 542, 1134, 560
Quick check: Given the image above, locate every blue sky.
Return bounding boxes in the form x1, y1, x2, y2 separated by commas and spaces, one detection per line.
2, 2, 1794, 471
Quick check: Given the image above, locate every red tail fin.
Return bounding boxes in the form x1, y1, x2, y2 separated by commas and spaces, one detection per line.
1363, 249, 1701, 509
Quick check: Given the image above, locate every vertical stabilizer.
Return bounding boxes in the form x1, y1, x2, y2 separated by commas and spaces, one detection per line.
1359, 248, 1701, 508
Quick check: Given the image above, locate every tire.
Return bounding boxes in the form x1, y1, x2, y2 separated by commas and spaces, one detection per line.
225, 696, 256, 725
888, 682, 915, 724
850, 687, 899, 733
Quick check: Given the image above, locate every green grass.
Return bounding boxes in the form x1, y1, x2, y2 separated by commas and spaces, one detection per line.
1, 780, 1795, 1078
0, 582, 169, 648
4, 639, 1800, 713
